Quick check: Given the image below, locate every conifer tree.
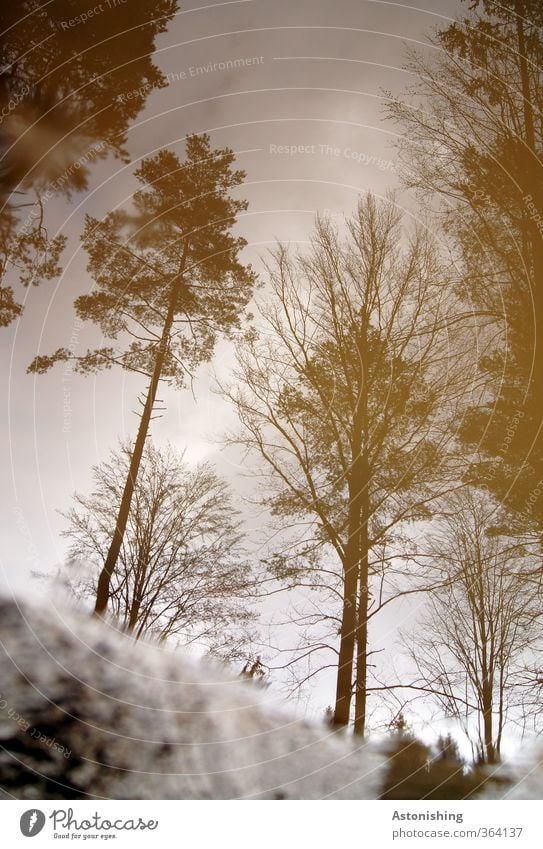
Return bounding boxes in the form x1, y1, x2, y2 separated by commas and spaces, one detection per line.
387, 0, 543, 529
29, 134, 256, 615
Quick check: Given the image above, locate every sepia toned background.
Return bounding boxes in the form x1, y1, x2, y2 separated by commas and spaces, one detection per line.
2, 0, 541, 780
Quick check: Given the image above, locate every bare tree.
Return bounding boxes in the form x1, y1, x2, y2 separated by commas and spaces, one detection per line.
62, 441, 254, 661
221, 194, 478, 734
404, 488, 542, 765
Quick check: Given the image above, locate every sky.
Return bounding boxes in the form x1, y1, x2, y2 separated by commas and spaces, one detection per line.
0, 0, 479, 736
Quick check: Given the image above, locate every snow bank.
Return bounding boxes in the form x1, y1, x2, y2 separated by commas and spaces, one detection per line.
0, 598, 384, 799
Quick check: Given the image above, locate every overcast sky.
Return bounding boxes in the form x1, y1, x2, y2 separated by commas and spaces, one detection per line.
1, 0, 475, 734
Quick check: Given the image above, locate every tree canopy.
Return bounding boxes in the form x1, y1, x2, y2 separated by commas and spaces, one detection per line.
0, 0, 178, 328
387, 0, 543, 530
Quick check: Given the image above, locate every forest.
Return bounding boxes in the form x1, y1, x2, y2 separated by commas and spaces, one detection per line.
1, 0, 543, 800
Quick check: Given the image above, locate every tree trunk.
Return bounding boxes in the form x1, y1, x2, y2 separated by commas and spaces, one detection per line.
354, 470, 369, 737
474, 557, 497, 766
515, 1, 543, 422
333, 309, 369, 731
354, 323, 369, 737
94, 247, 188, 617
515, 3, 536, 154
332, 452, 363, 728
126, 598, 141, 633
482, 678, 496, 765
333, 415, 367, 727
332, 557, 358, 727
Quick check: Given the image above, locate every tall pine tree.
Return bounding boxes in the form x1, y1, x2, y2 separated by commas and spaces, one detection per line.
29, 134, 256, 615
